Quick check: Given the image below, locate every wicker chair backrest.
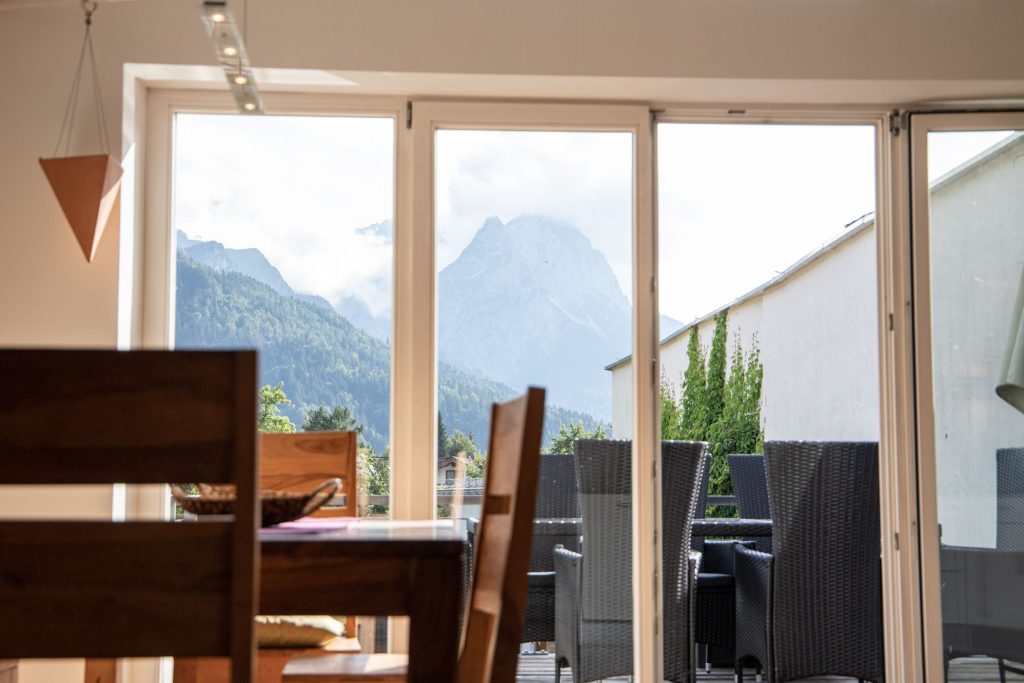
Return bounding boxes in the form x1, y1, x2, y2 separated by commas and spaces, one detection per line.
997, 448, 1024, 551
690, 452, 712, 551
764, 440, 884, 683
728, 454, 770, 520
573, 438, 705, 681
536, 453, 579, 520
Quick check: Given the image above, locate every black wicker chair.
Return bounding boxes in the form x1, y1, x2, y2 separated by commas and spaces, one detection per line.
523, 453, 581, 646
734, 441, 884, 682
941, 447, 1024, 682
728, 453, 772, 553
553, 439, 705, 683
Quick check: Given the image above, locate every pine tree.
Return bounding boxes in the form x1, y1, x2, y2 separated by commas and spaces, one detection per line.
705, 310, 728, 436
437, 412, 448, 459
680, 327, 707, 440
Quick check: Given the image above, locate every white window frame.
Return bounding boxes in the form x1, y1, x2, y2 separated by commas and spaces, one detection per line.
408, 101, 661, 680
652, 107, 921, 683
130, 87, 934, 681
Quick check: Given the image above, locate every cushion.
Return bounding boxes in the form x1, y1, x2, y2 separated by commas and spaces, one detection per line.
255, 615, 345, 648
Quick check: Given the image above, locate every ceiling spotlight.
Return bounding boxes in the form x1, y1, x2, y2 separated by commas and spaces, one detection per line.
200, 2, 264, 114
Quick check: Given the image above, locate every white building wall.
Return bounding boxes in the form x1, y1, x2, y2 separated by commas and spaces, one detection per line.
929, 135, 1024, 547
610, 225, 878, 443
760, 226, 879, 441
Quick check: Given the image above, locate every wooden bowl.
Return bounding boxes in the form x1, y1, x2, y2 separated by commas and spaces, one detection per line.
171, 478, 341, 527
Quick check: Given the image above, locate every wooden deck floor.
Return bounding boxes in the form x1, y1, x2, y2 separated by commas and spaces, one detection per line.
515, 653, 1020, 682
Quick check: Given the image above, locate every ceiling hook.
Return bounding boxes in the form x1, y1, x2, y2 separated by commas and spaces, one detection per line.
82, 0, 98, 25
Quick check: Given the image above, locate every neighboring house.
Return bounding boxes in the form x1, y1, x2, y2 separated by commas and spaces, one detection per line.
608, 133, 1024, 546
437, 455, 475, 485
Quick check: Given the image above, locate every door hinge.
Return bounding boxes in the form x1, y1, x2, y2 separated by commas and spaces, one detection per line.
406, 101, 413, 129
889, 109, 908, 137
888, 312, 894, 331
894, 531, 900, 551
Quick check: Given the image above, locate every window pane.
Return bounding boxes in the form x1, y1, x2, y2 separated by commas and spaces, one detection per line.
433, 128, 634, 673
657, 122, 880, 676
926, 129, 1024, 679
172, 113, 394, 518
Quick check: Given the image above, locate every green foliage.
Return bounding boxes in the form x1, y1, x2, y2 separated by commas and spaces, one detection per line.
302, 405, 364, 435
437, 413, 448, 458
661, 310, 764, 517
442, 429, 480, 461
661, 374, 684, 440
680, 327, 708, 440
548, 419, 608, 454
705, 310, 728, 434
707, 338, 764, 460
258, 382, 296, 433
363, 444, 390, 516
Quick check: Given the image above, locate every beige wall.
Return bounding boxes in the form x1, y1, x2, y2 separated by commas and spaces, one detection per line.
2, 0, 1024, 349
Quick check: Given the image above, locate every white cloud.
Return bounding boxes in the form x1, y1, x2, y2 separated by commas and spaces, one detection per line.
173, 114, 394, 314
179, 116, 1006, 330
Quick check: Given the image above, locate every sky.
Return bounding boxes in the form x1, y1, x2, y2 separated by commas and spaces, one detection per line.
173, 114, 1015, 331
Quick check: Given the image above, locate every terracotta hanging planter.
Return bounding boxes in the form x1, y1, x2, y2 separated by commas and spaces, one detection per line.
39, 154, 122, 263
42, 1, 121, 263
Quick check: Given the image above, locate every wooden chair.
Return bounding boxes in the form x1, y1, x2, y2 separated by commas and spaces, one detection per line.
0, 349, 259, 683
281, 386, 546, 683
176, 431, 361, 683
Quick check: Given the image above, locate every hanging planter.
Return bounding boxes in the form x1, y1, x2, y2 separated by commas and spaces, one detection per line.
39, 0, 122, 263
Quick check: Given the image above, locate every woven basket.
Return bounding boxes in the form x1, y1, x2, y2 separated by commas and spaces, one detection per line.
171, 478, 340, 527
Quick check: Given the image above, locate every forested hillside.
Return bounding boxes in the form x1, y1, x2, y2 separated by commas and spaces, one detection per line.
175, 254, 598, 451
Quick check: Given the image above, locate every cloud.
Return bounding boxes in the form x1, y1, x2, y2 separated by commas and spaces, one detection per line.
173, 114, 394, 314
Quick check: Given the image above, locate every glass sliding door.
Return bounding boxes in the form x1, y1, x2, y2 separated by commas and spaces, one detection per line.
911, 113, 1024, 681
412, 102, 655, 679
656, 120, 881, 677
170, 112, 395, 518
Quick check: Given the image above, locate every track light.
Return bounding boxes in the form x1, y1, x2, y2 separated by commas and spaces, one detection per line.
200, 2, 264, 115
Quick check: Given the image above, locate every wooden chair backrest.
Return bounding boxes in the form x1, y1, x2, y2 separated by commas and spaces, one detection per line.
260, 431, 358, 517
0, 350, 258, 683
458, 387, 545, 683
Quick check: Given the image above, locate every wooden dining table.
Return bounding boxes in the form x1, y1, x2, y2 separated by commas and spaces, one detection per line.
259, 518, 466, 683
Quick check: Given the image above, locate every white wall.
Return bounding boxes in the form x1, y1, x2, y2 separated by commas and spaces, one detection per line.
612, 224, 879, 442
929, 135, 1024, 547
760, 226, 880, 441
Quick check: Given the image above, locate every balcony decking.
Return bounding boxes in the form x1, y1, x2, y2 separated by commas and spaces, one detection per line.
515, 653, 1015, 682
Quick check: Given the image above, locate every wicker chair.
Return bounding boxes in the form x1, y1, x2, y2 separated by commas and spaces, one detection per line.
523, 453, 581, 645
734, 441, 884, 683
694, 451, 748, 671
554, 439, 705, 683
728, 454, 772, 553
941, 447, 1024, 682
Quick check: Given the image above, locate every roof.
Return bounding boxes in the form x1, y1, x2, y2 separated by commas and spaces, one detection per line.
605, 213, 875, 371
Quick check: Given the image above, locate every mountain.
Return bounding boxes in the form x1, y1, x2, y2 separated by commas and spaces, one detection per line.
175, 253, 598, 452
177, 231, 294, 296
439, 215, 630, 420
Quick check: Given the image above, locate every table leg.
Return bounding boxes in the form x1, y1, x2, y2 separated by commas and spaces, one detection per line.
407, 554, 463, 683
